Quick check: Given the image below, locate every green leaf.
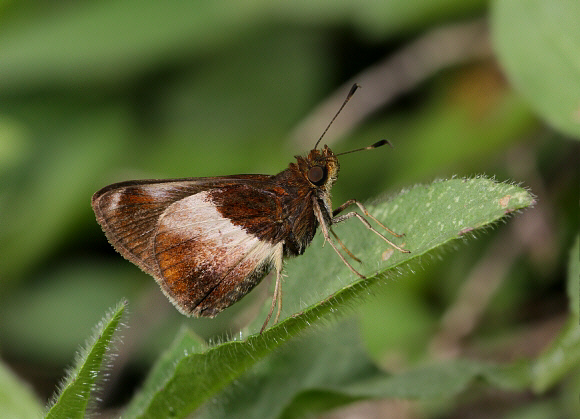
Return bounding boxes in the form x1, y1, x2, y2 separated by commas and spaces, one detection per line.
0, 360, 43, 419
44, 300, 127, 419
531, 235, 580, 392
125, 177, 533, 419
190, 320, 528, 419
492, 0, 580, 139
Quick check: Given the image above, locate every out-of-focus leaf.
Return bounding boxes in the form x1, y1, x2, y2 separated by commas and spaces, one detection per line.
271, 0, 487, 38
567, 235, 579, 317
531, 236, 580, 393
492, 0, 580, 139
0, 0, 485, 90
0, 360, 42, 419
0, 109, 131, 283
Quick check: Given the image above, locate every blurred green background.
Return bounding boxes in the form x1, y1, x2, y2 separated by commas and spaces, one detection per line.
0, 0, 578, 417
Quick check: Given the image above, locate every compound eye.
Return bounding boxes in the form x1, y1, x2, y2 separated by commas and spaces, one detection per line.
307, 166, 325, 185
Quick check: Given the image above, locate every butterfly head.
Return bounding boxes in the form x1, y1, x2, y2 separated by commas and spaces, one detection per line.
294, 145, 340, 192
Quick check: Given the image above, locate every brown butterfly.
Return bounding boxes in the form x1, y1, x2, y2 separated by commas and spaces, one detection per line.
91, 84, 409, 333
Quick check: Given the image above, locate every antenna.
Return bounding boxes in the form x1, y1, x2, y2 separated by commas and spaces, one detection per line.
334, 139, 392, 157
313, 83, 360, 150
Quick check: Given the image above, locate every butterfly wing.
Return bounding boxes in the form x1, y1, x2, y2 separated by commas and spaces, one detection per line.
92, 176, 285, 316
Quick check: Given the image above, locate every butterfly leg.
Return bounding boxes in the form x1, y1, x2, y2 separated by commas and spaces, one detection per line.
312, 197, 365, 279
332, 200, 410, 254
260, 243, 284, 334
333, 199, 406, 238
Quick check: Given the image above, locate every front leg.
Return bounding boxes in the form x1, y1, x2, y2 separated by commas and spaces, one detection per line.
332, 199, 410, 254
312, 196, 365, 278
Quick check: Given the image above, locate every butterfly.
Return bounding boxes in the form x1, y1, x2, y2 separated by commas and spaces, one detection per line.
91, 84, 409, 333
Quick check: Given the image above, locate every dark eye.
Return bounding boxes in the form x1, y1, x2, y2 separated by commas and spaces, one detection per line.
307, 166, 325, 185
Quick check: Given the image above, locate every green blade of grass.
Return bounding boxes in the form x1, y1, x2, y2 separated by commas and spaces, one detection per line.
44, 300, 127, 419
125, 177, 534, 419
